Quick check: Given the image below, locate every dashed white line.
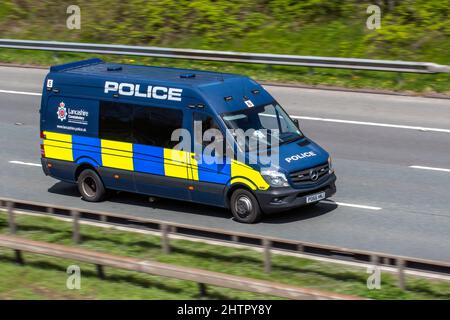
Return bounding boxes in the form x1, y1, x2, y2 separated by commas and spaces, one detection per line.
320, 200, 382, 211
0, 89, 41, 96
409, 165, 450, 173
7, 160, 382, 211
1, 88, 450, 134
9, 160, 41, 167
292, 116, 450, 134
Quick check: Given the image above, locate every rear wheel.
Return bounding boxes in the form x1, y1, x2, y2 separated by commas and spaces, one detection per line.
230, 189, 262, 224
77, 169, 106, 202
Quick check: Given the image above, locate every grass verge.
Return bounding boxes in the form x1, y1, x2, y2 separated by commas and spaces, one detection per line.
0, 212, 449, 300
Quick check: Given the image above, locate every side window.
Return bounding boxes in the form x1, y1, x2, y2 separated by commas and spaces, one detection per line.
133, 105, 183, 148
193, 112, 231, 157
193, 113, 220, 148
99, 101, 133, 142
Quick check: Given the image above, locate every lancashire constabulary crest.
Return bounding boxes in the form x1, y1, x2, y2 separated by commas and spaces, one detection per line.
57, 102, 67, 121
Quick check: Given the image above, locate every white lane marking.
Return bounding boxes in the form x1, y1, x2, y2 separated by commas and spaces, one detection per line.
9, 160, 42, 167
320, 200, 382, 211
2, 88, 450, 133
7, 160, 383, 211
0, 89, 41, 96
409, 165, 450, 173
292, 116, 450, 134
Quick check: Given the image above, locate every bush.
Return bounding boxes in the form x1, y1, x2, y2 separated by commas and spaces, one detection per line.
0, 0, 448, 64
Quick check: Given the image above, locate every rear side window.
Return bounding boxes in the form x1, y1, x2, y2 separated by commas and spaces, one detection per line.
99, 101, 183, 148
133, 105, 183, 148
99, 101, 133, 142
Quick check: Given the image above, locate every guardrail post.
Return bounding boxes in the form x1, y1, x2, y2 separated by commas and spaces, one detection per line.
397, 258, 406, 290
371, 254, 378, 266
161, 224, 171, 254
263, 239, 272, 273
7, 201, 16, 234
396, 72, 404, 86
71, 210, 81, 244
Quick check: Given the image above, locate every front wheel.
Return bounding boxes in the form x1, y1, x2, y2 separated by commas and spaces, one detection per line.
77, 169, 106, 202
230, 189, 262, 224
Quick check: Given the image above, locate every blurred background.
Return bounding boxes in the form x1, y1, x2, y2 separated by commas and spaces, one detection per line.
0, 0, 449, 301
0, 0, 449, 93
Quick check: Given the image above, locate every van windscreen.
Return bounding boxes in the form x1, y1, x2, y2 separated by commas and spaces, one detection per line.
221, 103, 303, 151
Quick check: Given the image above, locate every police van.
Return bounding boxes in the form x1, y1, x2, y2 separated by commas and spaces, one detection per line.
40, 59, 336, 223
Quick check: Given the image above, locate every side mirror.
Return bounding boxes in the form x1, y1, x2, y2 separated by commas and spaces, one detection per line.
293, 118, 300, 128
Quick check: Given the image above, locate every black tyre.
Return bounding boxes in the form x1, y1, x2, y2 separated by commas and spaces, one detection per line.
230, 189, 262, 223
77, 169, 106, 202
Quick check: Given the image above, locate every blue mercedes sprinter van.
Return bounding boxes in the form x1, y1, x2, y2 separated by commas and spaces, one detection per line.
40, 59, 336, 223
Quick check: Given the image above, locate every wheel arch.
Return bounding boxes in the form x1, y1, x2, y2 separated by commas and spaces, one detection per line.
74, 162, 100, 182
225, 182, 256, 209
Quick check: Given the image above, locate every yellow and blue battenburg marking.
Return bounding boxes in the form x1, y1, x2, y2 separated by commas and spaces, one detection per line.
42, 131, 270, 190
43, 131, 73, 162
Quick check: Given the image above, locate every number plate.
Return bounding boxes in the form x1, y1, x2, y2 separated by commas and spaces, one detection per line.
306, 192, 325, 203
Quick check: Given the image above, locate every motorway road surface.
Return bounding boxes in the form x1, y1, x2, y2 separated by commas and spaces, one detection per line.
0, 66, 450, 262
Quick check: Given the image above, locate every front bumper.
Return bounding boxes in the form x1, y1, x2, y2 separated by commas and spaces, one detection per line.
255, 173, 336, 214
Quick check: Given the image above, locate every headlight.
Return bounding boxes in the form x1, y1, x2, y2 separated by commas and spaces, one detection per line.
261, 169, 289, 187
328, 157, 334, 173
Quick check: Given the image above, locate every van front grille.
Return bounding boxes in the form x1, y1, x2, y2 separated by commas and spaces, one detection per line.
289, 163, 329, 185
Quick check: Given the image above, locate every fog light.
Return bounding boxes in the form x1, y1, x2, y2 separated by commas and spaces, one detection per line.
271, 197, 283, 204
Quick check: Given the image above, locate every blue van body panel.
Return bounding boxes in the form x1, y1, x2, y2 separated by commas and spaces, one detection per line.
276, 140, 329, 173
40, 59, 336, 213
133, 144, 165, 176
72, 135, 102, 167
197, 158, 231, 184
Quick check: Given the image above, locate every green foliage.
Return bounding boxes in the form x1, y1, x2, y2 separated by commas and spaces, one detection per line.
364, 0, 450, 63
0, 0, 448, 93
268, 0, 361, 25
0, 0, 448, 63
0, 1, 15, 20
0, 212, 450, 299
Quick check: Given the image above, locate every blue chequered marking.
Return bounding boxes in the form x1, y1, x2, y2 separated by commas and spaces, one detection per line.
198, 156, 231, 184
72, 135, 102, 166
133, 144, 165, 176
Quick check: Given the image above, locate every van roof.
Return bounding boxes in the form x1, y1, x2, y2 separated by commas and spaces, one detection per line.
51, 58, 239, 86
48, 59, 274, 114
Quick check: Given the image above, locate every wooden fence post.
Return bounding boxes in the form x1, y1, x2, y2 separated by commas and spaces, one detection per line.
263, 239, 272, 273
96, 264, 106, 279
397, 258, 406, 290
198, 283, 208, 297
71, 210, 81, 244
7, 201, 16, 234
161, 224, 171, 254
